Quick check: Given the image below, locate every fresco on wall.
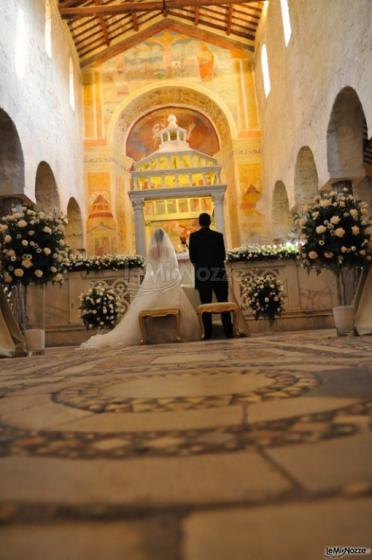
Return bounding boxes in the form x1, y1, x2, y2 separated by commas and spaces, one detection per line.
102, 31, 232, 85
95, 30, 242, 131
86, 173, 117, 256
239, 164, 265, 241
126, 107, 219, 161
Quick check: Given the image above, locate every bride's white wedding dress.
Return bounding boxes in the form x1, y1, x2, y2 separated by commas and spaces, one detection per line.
81, 229, 199, 349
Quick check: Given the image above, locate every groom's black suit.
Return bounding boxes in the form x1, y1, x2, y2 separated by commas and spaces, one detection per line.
189, 226, 233, 338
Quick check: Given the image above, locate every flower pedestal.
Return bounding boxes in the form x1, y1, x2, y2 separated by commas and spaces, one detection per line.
24, 284, 46, 354
332, 305, 355, 336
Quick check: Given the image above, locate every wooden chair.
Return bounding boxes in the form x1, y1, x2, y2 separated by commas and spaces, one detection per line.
197, 302, 240, 339
138, 308, 181, 344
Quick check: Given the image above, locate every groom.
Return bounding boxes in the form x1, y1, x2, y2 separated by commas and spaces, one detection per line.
189, 213, 233, 339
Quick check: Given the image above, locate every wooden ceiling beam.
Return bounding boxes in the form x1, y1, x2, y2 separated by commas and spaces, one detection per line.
79, 10, 162, 56
59, 0, 88, 7
132, 12, 139, 30
178, 6, 229, 27
80, 16, 168, 63
233, 6, 261, 20
197, 5, 255, 32
75, 25, 105, 47
69, 16, 96, 33
80, 16, 253, 66
94, 0, 111, 45
60, 0, 264, 17
226, 3, 233, 35
167, 11, 254, 39
194, 5, 200, 24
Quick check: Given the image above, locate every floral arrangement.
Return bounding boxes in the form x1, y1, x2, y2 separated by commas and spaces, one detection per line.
245, 273, 285, 323
79, 284, 121, 330
67, 254, 144, 273
296, 189, 371, 303
227, 243, 298, 263
0, 206, 68, 286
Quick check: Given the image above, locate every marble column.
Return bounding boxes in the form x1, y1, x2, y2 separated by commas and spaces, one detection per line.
132, 198, 146, 256
212, 192, 225, 235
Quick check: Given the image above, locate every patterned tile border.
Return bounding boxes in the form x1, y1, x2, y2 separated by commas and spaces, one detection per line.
52, 369, 319, 413
0, 399, 371, 461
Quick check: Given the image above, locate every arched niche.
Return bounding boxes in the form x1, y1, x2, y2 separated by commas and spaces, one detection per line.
126, 106, 220, 161
111, 85, 234, 158
294, 146, 318, 209
272, 181, 291, 242
0, 109, 25, 213
66, 197, 84, 253
327, 87, 366, 179
35, 161, 60, 211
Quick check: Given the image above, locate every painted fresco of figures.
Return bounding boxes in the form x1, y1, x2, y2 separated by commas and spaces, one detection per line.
197, 44, 215, 81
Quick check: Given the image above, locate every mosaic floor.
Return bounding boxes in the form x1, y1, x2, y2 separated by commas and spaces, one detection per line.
0, 330, 371, 560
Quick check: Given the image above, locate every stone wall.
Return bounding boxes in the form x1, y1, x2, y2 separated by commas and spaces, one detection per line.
45, 268, 144, 346
45, 261, 337, 345
254, 0, 372, 230
228, 260, 337, 334
0, 0, 84, 216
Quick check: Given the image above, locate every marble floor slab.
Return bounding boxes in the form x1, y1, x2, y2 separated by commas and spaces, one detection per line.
0, 329, 371, 560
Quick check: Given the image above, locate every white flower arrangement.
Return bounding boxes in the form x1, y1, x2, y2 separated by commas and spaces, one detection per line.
295, 189, 372, 304
245, 273, 285, 323
67, 254, 144, 273
227, 242, 298, 263
79, 284, 121, 330
0, 205, 68, 287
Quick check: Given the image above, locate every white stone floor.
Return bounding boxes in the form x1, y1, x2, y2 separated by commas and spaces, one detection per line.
0, 330, 371, 560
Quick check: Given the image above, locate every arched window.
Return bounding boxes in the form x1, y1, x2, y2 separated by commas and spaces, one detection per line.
280, 0, 292, 47
69, 57, 75, 111
15, 9, 26, 79
45, 0, 52, 58
261, 44, 271, 98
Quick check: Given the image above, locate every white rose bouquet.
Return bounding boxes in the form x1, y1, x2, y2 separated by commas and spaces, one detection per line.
0, 206, 68, 287
245, 273, 285, 324
79, 284, 121, 330
296, 189, 371, 304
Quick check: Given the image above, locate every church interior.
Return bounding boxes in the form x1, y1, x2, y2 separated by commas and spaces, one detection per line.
0, 1, 372, 558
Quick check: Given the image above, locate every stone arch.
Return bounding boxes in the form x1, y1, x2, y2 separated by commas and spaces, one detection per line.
35, 162, 60, 211
109, 83, 235, 155
66, 197, 84, 253
327, 86, 366, 179
272, 181, 291, 242
126, 107, 220, 161
0, 108, 25, 206
294, 146, 318, 209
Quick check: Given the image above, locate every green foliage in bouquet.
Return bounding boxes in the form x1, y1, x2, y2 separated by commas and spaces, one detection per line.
245, 273, 285, 324
79, 284, 120, 330
295, 189, 371, 304
0, 206, 68, 287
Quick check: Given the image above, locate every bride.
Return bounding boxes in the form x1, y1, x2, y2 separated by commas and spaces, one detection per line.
81, 228, 200, 349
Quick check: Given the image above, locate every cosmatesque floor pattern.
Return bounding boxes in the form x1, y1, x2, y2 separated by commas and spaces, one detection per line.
0, 330, 371, 560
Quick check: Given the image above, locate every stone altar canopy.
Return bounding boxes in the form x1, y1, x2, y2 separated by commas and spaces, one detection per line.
128, 114, 227, 255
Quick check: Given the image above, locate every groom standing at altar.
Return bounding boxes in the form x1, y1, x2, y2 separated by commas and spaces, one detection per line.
189, 213, 233, 339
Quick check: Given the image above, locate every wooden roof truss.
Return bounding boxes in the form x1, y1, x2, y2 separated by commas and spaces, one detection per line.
59, 0, 265, 67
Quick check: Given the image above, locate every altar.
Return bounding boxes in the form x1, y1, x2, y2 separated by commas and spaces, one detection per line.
128, 115, 227, 255
177, 252, 200, 311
